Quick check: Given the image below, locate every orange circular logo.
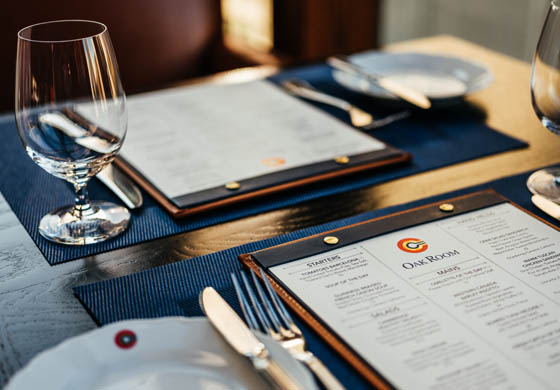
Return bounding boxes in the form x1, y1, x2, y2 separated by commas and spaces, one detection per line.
397, 238, 428, 253
261, 157, 286, 167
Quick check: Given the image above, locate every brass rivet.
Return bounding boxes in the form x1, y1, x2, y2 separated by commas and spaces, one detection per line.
334, 156, 349, 164
225, 181, 240, 190
324, 236, 339, 245
439, 203, 454, 212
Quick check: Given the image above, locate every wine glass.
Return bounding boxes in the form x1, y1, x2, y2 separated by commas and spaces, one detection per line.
528, 0, 560, 202
15, 20, 130, 245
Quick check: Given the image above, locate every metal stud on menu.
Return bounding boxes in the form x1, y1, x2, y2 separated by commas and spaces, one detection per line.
241, 190, 560, 389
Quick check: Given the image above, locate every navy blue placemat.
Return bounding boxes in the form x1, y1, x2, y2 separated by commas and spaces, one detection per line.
0, 63, 527, 265
74, 167, 559, 390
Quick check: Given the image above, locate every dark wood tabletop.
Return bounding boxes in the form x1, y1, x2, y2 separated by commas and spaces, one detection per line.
1, 35, 560, 385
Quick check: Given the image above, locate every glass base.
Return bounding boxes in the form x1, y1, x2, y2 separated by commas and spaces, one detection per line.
38, 201, 130, 245
527, 167, 560, 203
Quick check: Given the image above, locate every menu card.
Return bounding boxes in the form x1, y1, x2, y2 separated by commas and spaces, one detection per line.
122, 81, 388, 194
246, 192, 560, 389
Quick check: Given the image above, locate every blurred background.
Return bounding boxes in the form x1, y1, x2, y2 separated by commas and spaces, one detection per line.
1, 0, 550, 112
221, 0, 550, 62
380, 0, 549, 61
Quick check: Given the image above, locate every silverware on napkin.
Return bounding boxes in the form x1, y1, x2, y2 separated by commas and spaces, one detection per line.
327, 55, 432, 109
200, 287, 303, 390
282, 79, 410, 130
232, 270, 345, 390
531, 194, 560, 220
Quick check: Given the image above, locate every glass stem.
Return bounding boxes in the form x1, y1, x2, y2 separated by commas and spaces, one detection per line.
72, 182, 95, 218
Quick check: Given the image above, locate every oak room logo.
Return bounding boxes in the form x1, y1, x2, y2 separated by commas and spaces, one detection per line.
397, 238, 428, 253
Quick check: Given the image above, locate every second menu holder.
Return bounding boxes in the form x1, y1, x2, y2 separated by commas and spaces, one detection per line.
240, 189, 560, 389
110, 80, 410, 218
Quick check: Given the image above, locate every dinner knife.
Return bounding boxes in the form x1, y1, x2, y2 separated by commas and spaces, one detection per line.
531, 194, 560, 220
200, 287, 302, 390
327, 55, 432, 109
97, 164, 143, 209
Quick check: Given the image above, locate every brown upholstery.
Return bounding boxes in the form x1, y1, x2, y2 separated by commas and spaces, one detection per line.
2, 0, 250, 112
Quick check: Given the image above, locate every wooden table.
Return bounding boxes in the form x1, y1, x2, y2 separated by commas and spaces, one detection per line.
1, 35, 559, 385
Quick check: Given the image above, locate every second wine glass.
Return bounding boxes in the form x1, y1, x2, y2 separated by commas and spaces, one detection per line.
15, 20, 130, 245
528, 0, 560, 202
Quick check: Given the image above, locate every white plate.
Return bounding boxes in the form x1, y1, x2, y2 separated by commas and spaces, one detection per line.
6, 317, 317, 390
332, 51, 493, 105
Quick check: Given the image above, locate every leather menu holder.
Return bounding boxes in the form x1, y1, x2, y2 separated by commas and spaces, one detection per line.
239, 189, 560, 389
114, 146, 410, 219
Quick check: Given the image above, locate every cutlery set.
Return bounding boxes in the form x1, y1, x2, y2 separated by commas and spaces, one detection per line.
201, 286, 302, 390
327, 55, 432, 109
201, 269, 345, 390
282, 79, 411, 129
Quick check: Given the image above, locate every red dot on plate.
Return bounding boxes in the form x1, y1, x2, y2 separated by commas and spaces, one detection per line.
115, 329, 137, 349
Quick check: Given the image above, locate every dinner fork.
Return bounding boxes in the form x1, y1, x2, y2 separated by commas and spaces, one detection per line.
232, 270, 345, 390
282, 79, 410, 129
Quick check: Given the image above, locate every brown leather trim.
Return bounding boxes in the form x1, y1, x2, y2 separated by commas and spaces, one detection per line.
238, 189, 560, 389
250, 189, 506, 259
113, 151, 411, 218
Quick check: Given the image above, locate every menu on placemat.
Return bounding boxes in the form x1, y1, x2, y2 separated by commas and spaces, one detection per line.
118, 80, 396, 206
266, 201, 560, 389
